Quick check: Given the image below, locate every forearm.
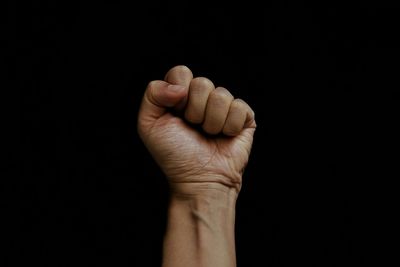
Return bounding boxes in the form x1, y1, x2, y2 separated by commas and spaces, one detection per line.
162, 183, 239, 267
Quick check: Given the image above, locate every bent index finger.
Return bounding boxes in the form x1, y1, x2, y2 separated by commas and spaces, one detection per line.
184, 77, 215, 124
164, 65, 193, 110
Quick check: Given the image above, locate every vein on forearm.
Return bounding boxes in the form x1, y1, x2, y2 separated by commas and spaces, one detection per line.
191, 209, 215, 234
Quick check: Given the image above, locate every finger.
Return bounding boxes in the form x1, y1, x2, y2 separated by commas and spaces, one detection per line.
137, 80, 187, 134
202, 87, 234, 135
164, 65, 193, 110
228, 99, 257, 156
184, 77, 215, 124
242, 100, 256, 129
222, 99, 248, 136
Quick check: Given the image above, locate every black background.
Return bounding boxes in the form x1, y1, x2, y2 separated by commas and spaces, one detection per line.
2, 2, 396, 266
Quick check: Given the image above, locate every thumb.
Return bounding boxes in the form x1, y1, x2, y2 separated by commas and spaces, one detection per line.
137, 80, 187, 131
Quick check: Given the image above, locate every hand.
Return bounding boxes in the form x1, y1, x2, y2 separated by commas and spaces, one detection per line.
137, 65, 256, 197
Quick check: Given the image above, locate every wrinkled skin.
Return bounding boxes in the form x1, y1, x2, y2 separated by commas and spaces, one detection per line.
137, 65, 256, 195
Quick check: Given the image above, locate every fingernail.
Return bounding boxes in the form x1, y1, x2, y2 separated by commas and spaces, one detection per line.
168, 84, 185, 92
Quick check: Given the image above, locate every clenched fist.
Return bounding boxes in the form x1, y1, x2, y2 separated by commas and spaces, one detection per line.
137, 65, 256, 197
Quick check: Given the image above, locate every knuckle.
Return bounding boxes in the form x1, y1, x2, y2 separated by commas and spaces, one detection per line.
209, 94, 225, 107
214, 87, 233, 98
191, 77, 214, 89
232, 99, 248, 111
171, 65, 191, 73
233, 98, 247, 106
210, 87, 233, 104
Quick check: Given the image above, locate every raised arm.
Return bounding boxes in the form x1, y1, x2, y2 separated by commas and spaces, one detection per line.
137, 65, 256, 267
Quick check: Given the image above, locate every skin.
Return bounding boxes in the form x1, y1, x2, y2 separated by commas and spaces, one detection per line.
137, 65, 256, 267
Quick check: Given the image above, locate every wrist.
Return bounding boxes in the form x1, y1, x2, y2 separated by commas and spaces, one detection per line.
167, 182, 237, 236
168, 175, 242, 202
164, 182, 238, 267
169, 182, 238, 207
